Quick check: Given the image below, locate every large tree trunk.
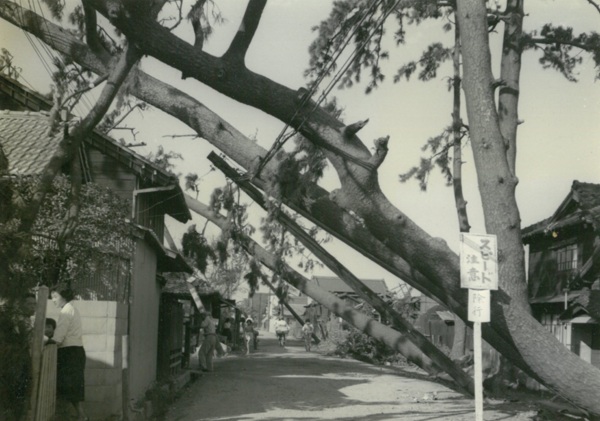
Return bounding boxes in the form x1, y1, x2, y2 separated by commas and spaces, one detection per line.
3, 2, 600, 416
456, 0, 600, 415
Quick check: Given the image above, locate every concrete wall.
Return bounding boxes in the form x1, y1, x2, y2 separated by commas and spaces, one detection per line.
128, 238, 160, 402
46, 300, 128, 420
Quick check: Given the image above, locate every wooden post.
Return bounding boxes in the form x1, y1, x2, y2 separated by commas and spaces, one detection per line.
122, 334, 129, 421
473, 321, 483, 421
27, 286, 48, 421
460, 233, 498, 421
183, 321, 191, 368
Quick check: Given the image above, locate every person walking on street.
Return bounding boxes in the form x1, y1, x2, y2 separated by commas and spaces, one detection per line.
51, 284, 88, 421
198, 310, 217, 372
274, 316, 290, 347
243, 318, 256, 355
301, 319, 314, 352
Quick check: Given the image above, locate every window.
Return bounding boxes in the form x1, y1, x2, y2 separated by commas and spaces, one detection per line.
557, 244, 578, 272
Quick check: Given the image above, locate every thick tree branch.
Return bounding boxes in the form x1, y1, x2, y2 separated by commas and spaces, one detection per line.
369, 135, 389, 168
223, 0, 267, 62
210, 151, 475, 395
0, 1, 529, 370
86, 0, 374, 178
528, 37, 593, 51
82, 1, 102, 52
458, 0, 600, 415
7, 5, 600, 415
587, 0, 600, 14
18, 45, 141, 233
184, 194, 446, 380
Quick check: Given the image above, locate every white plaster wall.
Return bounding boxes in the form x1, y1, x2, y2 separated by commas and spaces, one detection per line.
46, 300, 128, 420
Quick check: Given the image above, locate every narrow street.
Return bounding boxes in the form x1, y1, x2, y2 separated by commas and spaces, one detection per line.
166, 332, 538, 421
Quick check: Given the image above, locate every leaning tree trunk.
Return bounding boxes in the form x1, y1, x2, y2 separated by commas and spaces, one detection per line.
4, 3, 600, 415
184, 196, 463, 385
457, 0, 600, 415
209, 152, 474, 394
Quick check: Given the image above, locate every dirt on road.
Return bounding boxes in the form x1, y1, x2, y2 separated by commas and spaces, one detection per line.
166, 331, 540, 421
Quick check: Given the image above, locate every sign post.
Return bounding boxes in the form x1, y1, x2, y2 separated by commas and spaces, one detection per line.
460, 233, 498, 421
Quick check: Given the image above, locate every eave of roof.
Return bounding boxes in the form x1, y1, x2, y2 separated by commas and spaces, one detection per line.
530, 290, 581, 304
0, 74, 191, 222
522, 180, 600, 241
132, 224, 193, 274
312, 276, 388, 295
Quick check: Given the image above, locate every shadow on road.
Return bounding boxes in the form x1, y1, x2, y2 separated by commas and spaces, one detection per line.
166, 332, 536, 421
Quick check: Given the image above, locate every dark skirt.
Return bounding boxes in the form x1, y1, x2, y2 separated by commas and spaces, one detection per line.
57, 346, 86, 403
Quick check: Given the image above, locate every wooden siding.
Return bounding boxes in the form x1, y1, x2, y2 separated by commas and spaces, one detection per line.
157, 296, 184, 380
135, 192, 165, 242
87, 148, 137, 203
128, 239, 160, 402
592, 327, 600, 368
34, 344, 57, 421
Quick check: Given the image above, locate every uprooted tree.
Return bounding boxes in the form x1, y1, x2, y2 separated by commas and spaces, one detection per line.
1, 0, 600, 416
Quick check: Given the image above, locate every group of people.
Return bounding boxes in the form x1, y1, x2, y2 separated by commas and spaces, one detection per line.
275, 316, 315, 352
17, 285, 88, 421
195, 313, 317, 374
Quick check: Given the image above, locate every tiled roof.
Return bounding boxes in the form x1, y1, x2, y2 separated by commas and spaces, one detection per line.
0, 109, 191, 223
0, 110, 63, 175
572, 180, 600, 210
522, 180, 600, 239
0, 75, 190, 220
312, 276, 388, 295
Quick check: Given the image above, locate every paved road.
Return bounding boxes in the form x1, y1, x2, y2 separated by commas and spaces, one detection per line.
166, 331, 537, 421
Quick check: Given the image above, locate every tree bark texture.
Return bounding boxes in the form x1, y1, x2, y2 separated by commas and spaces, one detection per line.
456, 0, 600, 414
3, 2, 600, 415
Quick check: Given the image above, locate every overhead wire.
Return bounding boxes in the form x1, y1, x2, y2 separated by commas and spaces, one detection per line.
252, 0, 396, 178
32, 0, 96, 115
252, 0, 383, 178
311, 0, 401, 114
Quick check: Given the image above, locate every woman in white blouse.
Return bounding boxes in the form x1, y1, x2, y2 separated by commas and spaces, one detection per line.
51, 284, 88, 421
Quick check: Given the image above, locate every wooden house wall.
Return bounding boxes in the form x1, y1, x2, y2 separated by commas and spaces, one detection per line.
592, 327, 600, 368
128, 238, 160, 402
87, 148, 137, 203
527, 231, 596, 299
135, 192, 165, 241
157, 296, 184, 380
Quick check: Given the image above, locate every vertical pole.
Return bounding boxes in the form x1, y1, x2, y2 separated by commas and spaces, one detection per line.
27, 286, 48, 421
122, 334, 129, 421
474, 321, 483, 421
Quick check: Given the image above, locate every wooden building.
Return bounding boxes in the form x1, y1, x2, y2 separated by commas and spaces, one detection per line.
303, 276, 389, 337
0, 74, 194, 419
522, 180, 600, 368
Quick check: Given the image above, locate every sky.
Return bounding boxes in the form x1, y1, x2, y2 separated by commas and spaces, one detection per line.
1, 0, 599, 296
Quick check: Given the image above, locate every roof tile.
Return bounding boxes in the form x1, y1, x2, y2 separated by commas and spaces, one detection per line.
0, 111, 62, 176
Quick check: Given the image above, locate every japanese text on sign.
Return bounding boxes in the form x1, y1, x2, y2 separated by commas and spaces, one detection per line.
460, 233, 498, 290
468, 289, 490, 322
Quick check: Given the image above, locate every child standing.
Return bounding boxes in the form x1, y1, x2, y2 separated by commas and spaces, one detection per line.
301, 319, 314, 352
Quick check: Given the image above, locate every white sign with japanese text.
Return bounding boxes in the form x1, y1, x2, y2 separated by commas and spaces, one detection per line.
460, 233, 499, 290
468, 289, 491, 322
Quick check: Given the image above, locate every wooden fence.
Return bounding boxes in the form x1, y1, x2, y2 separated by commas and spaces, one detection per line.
34, 344, 57, 421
